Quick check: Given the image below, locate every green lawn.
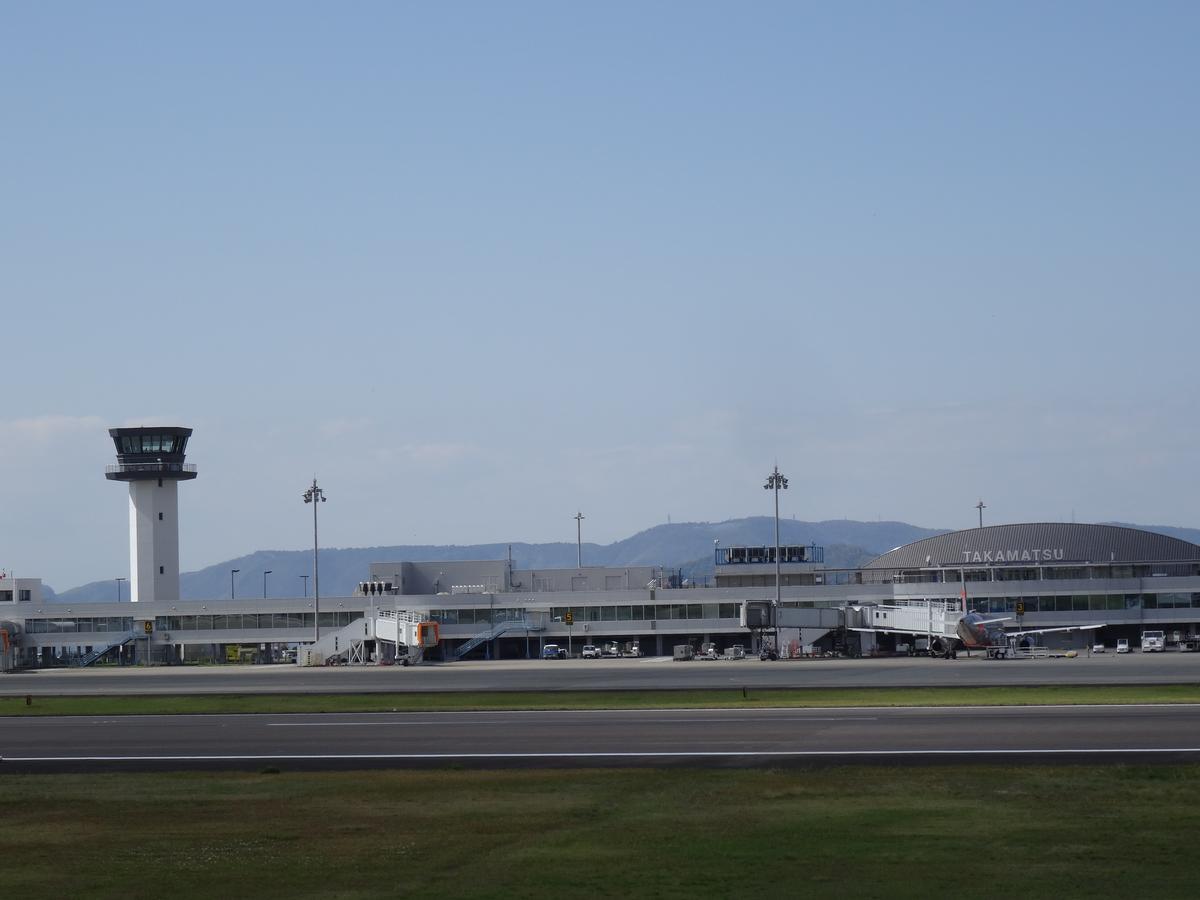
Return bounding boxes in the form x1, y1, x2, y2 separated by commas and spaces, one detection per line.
5, 765, 1199, 898
4, 683, 1200, 716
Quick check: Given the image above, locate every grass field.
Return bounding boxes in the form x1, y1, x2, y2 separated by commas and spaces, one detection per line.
4, 683, 1200, 716
6, 765, 1200, 898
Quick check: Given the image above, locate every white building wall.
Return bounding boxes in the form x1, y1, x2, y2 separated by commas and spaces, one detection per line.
128, 479, 180, 603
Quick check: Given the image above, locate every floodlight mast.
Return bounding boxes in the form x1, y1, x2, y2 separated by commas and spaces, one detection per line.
302, 479, 327, 642
764, 466, 788, 652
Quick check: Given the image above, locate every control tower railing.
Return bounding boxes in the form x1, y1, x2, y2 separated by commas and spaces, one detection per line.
105, 462, 198, 477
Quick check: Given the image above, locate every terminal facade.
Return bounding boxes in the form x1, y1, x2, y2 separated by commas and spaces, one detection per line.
2, 426, 1200, 667
5, 522, 1200, 668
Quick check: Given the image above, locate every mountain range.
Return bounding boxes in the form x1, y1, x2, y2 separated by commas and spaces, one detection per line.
47, 518, 1200, 603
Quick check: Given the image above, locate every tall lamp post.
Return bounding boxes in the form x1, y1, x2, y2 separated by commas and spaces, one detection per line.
263, 570, 272, 599
764, 465, 788, 653
230, 568, 240, 600
299, 574, 309, 597
115, 576, 126, 602
574, 511, 585, 568
302, 478, 327, 642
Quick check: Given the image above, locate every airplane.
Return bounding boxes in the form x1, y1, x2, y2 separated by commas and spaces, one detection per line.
851, 609, 1104, 659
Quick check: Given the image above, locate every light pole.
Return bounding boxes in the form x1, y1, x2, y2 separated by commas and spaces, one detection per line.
976, 499, 986, 528
115, 577, 126, 602
574, 511, 585, 568
263, 570, 272, 599
302, 478, 327, 642
299, 574, 309, 597
231, 569, 240, 599
764, 465, 788, 654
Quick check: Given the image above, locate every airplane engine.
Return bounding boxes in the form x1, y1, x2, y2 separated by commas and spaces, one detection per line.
928, 636, 957, 659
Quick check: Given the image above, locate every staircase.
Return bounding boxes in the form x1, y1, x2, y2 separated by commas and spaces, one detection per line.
453, 617, 544, 660
74, 633, 138, 667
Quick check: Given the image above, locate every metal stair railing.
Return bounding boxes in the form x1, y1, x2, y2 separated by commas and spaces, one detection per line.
74, 632, 138, 667
453, 617, 543, 660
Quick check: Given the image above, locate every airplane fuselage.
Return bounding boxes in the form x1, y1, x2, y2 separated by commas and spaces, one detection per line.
955, 612, 1007, 649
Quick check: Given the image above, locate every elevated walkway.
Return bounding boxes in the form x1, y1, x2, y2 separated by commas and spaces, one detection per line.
298, 610, 434, 666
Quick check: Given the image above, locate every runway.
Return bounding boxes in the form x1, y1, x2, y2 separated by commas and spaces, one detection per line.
5, 704, 1200, 771
3, 651, 1200, 695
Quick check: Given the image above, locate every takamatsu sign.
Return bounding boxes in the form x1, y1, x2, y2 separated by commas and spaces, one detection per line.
962, 549, 1066, 563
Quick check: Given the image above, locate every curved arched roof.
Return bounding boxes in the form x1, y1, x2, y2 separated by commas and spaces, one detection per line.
865, 523, 1200, 568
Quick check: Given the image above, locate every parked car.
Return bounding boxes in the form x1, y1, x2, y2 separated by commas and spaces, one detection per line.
1116, 638, 1130, 654
1092, 643, 1106, 653
581, 644, 600, 659
542, 644, 567, 659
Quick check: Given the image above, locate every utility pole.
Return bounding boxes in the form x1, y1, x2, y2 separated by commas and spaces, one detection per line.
302, 478, 327, 642
764, 465, 788, 655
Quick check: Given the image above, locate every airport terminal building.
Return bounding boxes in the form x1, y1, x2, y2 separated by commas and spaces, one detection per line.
3, 432, 1200, 667
5, 522, 1200, 668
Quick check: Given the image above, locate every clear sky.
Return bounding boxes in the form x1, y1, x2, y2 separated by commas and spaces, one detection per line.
3, 2, 1197, 591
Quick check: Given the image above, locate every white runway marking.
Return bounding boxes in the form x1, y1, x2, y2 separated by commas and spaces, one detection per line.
263, 715, 880, 727
6, 747, 1200, 763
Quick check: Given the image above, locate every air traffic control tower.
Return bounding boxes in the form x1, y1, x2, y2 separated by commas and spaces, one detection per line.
105, 427, 197, 603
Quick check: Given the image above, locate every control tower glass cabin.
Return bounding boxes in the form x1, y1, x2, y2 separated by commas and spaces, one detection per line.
105, 427, 197, 603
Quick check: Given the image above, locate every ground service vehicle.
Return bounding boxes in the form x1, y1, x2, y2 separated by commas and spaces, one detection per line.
1116, 638, 1130, 653
697, 642, 720, 660
601, 642, 620, 657
621, 641, 642, 657
542, 644, 567, 659
581, 644, 600, 659
1141, 630, 1165, 652
673, 644, 695, 661
1092, 643, 1106, 653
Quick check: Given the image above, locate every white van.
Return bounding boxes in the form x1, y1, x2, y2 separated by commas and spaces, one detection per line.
1116, 638, 1130, 654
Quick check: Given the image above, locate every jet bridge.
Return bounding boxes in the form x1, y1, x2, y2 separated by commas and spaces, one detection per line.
297, 609, 437, 666
847, 601, 959, 639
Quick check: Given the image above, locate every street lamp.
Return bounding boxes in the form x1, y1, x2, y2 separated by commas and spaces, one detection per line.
764, 465, 788, 654
231, 568, 240, 600
299, 574, 309, 597
115, 577, 126, 602
574, 511, 585, 568
302, 478, 327, 642
263, 570, 272, 599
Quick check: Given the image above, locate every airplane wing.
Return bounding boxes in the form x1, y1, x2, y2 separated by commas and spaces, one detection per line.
1005, 623, 1104, 638
846, 626, 953, 637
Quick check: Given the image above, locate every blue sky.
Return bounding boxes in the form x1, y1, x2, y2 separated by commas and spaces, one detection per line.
2, 2, 1197, 590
